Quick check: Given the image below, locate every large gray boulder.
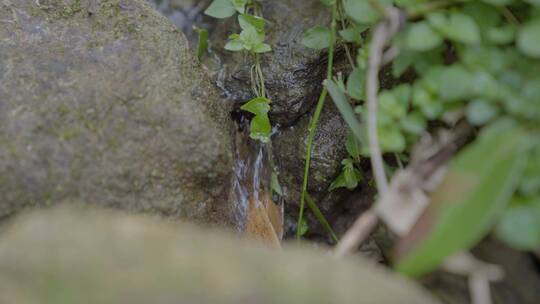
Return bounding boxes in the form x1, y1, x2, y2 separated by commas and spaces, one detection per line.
0, 206, 439, 304
0, 0, 234, 225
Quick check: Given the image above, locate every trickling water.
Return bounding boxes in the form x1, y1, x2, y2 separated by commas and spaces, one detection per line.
230, 111, 278, 233
148, 0, 283, 239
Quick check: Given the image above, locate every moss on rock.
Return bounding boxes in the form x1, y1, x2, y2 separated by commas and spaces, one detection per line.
0, 0, 234, 225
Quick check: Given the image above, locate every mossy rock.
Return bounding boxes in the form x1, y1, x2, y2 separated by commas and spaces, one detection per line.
0, 0, 234, 225
0, 206, 439, 304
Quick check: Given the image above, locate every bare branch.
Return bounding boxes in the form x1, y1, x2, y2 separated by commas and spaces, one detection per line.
366, 7, 402, 194
334, 207, 378, 257
335, 7, 403, 256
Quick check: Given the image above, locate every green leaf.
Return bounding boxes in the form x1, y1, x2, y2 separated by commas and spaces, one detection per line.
253, 43, 272, 53
412, 82, 443, 119
249, 115, 271, 142
195, 28, 209, 60
346, 67, 366, 100
464, 2, 500, 31
329, 159, 362, 191
339, 25, 368, 43
400, 112, 427, 135
232, 0, 247, 13
466, 100, 499, 126
271, 172, 283, 196
320, 0, 335, 6
239, 14, 265, 32
205, 0, 236, 18
298, 217, 309, 236
517, 19, 540, 58
487, 25, 515, 45
239, 26, 265, 51
396, 120, 529, 277
345, 132, 362, 159
481, 0, 513, 5
343, 0, 386, 24
224, 37, 244, 51
325, 79, 364, 144
437, 65, 474, 101
343, 159, 361, 188
379, 85, 410, 121
241, 97, 271, 115
305, 194, 339, 243
405, 21, 443, 51
241, 97, 272, 143
428, 12, 481, 45
392, 51, 415, 77
520, 146, 540, 195
303, 26, 332, 49
379, 125, 406, 152
496, 200, 540, 250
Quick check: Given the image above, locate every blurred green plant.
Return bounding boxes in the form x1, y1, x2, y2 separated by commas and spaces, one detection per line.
302, 0, 540, 275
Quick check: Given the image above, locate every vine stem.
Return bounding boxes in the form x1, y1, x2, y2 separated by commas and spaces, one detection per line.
296, 1, 338, 240
255, 53, 266, 98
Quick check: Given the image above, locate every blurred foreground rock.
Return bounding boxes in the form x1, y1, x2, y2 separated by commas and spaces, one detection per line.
0, 206, 439, 304
0, 0, 234, 225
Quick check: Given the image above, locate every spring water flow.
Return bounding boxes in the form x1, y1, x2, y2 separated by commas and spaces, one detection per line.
230, 112, 283, 239
148, 0, 282, 237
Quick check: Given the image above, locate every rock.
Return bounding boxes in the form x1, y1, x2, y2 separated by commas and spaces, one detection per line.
0, 0, 234, 225
147, 0, 212, 44
0, 206, 440, 304
208, 0, 331, 127
273, 100, 349, 211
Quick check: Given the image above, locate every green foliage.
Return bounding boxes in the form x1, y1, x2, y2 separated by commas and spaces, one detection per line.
305, 194, 340, 243
310, 0, 540, 274
271, 172, 283, 196
496, 198, 540, 250
204, 0, 237, 18
329, 158, 362, 191
209, 0, 540, 270
427, 12, 481, 45
240, 97, 272, 143
195, 28, 209, 60
396, 121, 530, 277
298, 217, 309, 236
303, 26, 333, 49
343, 0, 391, 24
518, 19, 540, 58
325, 79, 364, 143
225, 15, 271, 53
206, 0, 273, 143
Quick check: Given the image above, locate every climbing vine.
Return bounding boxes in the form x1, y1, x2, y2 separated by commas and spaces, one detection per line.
205, 0, 273, 143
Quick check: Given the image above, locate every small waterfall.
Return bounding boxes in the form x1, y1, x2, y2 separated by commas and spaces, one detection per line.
230, 112, 282, 243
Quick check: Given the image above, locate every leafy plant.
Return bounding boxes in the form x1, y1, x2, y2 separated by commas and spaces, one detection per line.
206, 0, 272, 142
240, 97, 271, 143
194, 28, 209, 60
396, 120, 529, 276
301, 0, 540, 277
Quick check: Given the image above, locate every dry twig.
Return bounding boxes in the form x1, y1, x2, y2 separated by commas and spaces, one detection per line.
335, 6, 403, 257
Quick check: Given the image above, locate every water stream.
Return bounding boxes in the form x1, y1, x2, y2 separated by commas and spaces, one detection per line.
230, 112, 281, 235
149, 0, 282, 237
